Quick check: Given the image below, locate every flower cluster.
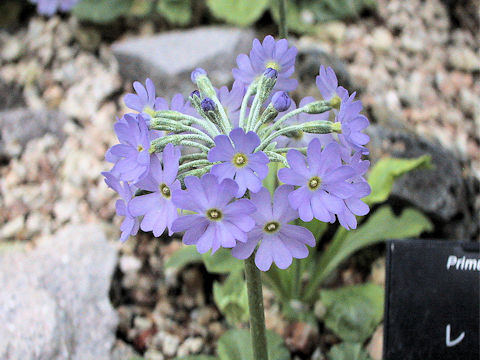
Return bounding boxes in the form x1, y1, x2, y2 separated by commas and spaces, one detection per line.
30, 0, 80, 16
104, 36, 371, 271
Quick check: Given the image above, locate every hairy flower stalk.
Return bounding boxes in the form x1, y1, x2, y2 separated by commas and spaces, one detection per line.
104, 34, 371, 360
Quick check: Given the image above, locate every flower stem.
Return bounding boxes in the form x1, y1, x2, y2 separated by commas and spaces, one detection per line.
245, 255, 269, 360
279, 0, 288, 39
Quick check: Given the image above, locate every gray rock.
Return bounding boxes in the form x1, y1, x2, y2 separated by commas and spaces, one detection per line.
0, 108, 66, 159
366, 124, 479, 240
0, 224, 118, 360
0, 79, 24, 111
112, 26, 256, 95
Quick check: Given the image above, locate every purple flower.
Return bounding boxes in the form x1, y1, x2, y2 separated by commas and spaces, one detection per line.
208, 128, 269, 197
336, 152, 371, 229
109, 114, 151, 183
233, 35, 298, 92
201, 98, 216, 112
278, 139, 357, 224
316, 65, 343, 101
171, 174, 256, 254
128, 144, 181, 237
124, 78, 161, 117
232, 186, 315, 271
30, 0, 79, 15
336, 92, 370, 154
103, 172, 139, 242
276, 97, 332, 149
271, 91, 291, 112
191, 68, 207, 83
217, 82, 245, 127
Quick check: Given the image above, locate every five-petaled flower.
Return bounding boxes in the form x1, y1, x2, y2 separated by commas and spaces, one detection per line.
233, 35, 298, 92
171, 174, 256, 254
278, 139, 357, 224
232, 186, 315, 271
208, 128, 269, 198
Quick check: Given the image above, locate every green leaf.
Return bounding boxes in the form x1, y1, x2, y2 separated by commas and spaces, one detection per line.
73, 0, 133, 23
174, 356, 219, 360
130, 0, 154, 16
202, 248, 244, 274
303, 206, 432, 302
213, 271, 249, 324
157, 0, 192, 25
328, 342, 371, 360
365, 155, 432, 205
217, 329, 289, 360
207, 0, 269, 26
321, 283, 383, 343
164, 245, 203, 269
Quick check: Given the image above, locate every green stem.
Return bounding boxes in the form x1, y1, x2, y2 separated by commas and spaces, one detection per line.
279, 0, 288, 39
245, 255, 269, 360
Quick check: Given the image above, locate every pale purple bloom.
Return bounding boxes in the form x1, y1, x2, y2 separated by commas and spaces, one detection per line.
171, 174, 256, 254
109, 114, 151, 183
217, 82, 245, 127
336, 151, 371, 229
336, 92, 370, 154
208, 128, 269, 197
232, 186, 315, 271
128, 144, 181, 237
233, 35, 298, 92
124, 79, 161, 117
276, 97, 332, 149
278, 139, 357, 224
316, 65, 343, 101
271, 91, 291, 112
30, 0, 79, 15
191, 68, 207, 83
103, 171, 139, 242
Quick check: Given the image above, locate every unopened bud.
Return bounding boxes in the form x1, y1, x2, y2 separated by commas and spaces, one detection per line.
271, 91, 291, 112
191, 68, 207, 83
201, 98, 216, 112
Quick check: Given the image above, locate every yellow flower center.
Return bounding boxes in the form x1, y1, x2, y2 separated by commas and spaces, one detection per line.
233, 153, 248, 168
137, 145, 144, 152
265, 60, 281, 71
206, 208, 223, 221
264, 221, 281, 234
159, 184, 171, 199
308, 176, 321, 191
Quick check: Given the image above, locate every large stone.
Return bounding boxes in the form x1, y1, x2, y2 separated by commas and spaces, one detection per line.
0, 224, 118, 360
366, 124, 479, 240
112, 26, 256, 95
0, 108, 66, 159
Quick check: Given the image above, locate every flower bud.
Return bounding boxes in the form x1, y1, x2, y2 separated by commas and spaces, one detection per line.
201, 98, 216, 112
191, 68, 207, 83
190, 90, 200, 99
263, 67, 278, 79
271, 91, 291, 112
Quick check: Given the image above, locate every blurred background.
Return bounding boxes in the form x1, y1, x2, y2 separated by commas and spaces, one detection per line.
0, 0, 478, 359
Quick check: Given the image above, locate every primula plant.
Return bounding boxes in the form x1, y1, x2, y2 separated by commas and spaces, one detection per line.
103, 29, 376, 358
